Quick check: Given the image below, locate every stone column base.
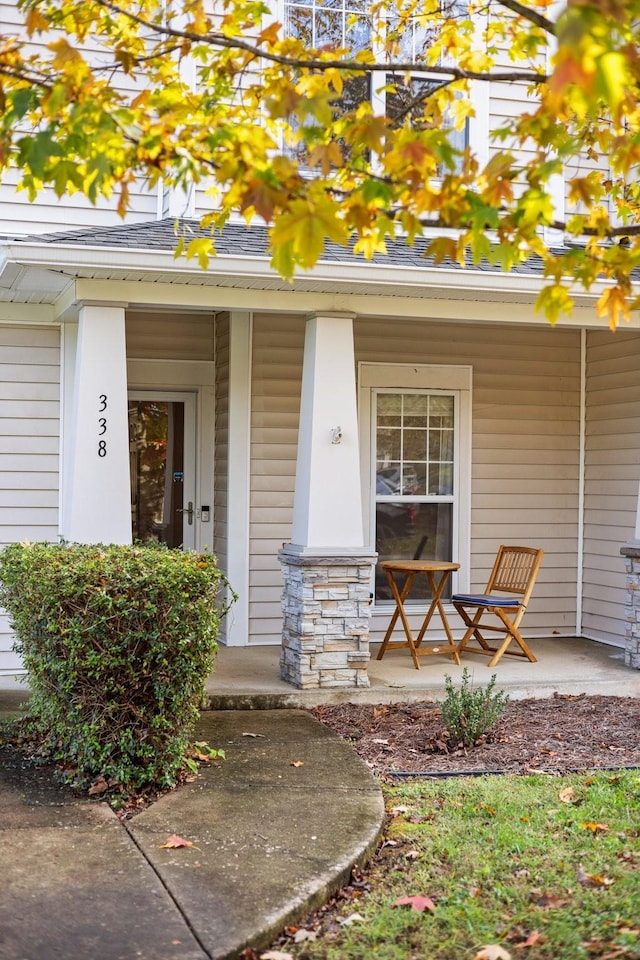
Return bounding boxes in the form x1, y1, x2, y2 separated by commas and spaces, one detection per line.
279, 549, 377, 689
620, 541, 640, 669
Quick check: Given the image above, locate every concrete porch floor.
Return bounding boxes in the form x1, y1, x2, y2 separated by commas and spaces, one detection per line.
205, 637, 640, 709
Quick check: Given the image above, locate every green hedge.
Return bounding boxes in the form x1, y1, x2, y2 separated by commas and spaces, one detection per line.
0, 541, 234, 794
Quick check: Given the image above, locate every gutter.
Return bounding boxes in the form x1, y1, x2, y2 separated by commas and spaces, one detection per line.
0, 237, 603, 304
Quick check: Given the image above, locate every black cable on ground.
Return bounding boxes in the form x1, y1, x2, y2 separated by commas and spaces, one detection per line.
384, 763, 640, 780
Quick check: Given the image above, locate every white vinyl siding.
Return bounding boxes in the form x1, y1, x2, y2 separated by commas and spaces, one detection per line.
0, 170, 159, 237
0, 322, 60, 674
0, 1, 158, 237
249, 314, 305, 642
582, 329, 640, 646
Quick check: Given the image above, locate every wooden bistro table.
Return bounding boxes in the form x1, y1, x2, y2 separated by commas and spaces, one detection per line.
376, 560, 461, 670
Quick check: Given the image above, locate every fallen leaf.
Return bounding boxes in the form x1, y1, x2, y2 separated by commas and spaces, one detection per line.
159, 834, 200, 850
531, 892, 568, 909
372, 738, 389, 744
559, 787, 580, 804
577, 866, 614, 887
290, 760, 305, 768
339, 912, 366, 926
391, 894, 436, 913
260, 952, 294, 960
617, 850, 636, 863
580, 822, 609, 833
514, 930, 544, 948
474, 946, 512, 960
88, 776, 109, 796
243, 732, 266, 738
293, 929, 316, 943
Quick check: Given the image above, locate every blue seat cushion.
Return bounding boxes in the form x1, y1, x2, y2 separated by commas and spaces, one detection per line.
451, 594, 521, 607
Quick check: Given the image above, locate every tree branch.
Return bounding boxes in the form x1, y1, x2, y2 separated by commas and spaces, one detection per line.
493, 0, 556, 35
91, 0, 547, 84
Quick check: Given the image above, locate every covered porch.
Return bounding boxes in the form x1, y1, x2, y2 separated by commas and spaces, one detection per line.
204, 636, 638, 708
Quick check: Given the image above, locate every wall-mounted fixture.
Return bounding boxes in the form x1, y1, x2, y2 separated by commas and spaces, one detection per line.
331, 426, 343, 444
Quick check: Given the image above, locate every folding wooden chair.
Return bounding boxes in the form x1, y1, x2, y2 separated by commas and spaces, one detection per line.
451, 545, 544, 667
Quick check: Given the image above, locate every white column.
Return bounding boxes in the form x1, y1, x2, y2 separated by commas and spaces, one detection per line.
225, 311, 252, 645
290, 312, 365, 553
62, 303, 132, 545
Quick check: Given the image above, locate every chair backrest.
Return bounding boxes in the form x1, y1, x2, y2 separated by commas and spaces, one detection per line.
486, 545, 544, 606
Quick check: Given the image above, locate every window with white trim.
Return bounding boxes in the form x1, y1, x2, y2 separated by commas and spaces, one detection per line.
282, 0, 471, 167
359, 362, 471, 605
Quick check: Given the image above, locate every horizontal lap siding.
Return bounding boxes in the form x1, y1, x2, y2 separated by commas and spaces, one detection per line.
126, 313, 215, 362
249, 314, 305, 643
355, 318, 582, 641
0, 2, 157, 235
583, 330, 640, 645
0, 324, 60, 674
248, 314, 581, 645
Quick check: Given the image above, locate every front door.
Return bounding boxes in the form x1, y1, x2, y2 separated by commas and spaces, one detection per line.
128, 392, 197, 549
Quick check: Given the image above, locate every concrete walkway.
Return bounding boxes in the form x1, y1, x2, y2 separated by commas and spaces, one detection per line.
2, 636, 639, 958
0, 701, 384, 960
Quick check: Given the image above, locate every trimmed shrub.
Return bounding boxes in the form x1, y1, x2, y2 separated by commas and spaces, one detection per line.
440, 668, 509, 747
0, 541, 234, 794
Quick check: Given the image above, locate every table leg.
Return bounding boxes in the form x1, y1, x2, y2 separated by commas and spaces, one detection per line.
415, 571, 460, 664
376, 569, 421, 669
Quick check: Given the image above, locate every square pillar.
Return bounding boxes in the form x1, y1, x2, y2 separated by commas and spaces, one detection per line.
62, 303, 132, 545
279, 550, 377, 688
281, 312, 376, 688
621, 541, 640, 668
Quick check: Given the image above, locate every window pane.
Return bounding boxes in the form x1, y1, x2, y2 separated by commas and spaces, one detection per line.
377, 427, 401, 463
316, 8, 345, 47
386, 76, 441, 129
403, 427, 427, 460
286, 6, 312, 43
377, 393, 401, 425
429, 462, 453, 496
339, 75, 370, 113
403, 393, 429, 425
375, 502, 453, 602
346, 15, 371, 53
429, 395, 454, 427
377, 464, 402, 497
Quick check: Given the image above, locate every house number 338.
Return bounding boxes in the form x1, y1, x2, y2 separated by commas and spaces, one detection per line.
98, 394, 107, 457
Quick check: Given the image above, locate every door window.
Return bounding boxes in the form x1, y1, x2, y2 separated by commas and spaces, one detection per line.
128, 394, 196, 549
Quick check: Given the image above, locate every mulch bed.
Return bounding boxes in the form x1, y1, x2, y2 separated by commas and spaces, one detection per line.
310, 694, 640, 777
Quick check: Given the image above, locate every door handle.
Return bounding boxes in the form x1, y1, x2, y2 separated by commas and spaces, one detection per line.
177, 501, 194, 525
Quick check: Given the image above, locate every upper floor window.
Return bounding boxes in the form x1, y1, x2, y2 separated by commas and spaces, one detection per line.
282, 0, 470, 166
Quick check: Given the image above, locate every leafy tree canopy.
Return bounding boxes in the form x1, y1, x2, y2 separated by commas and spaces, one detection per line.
1, 0, 639, 325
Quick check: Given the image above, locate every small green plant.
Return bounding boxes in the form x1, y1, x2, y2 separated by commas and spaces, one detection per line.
440, 668, 509, 747
0, 541, 235, 796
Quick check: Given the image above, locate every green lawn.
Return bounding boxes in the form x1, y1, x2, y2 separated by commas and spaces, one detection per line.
283, 771, 640, 960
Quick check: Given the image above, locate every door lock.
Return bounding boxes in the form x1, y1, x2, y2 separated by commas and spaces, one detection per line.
177, 501, 194, 525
